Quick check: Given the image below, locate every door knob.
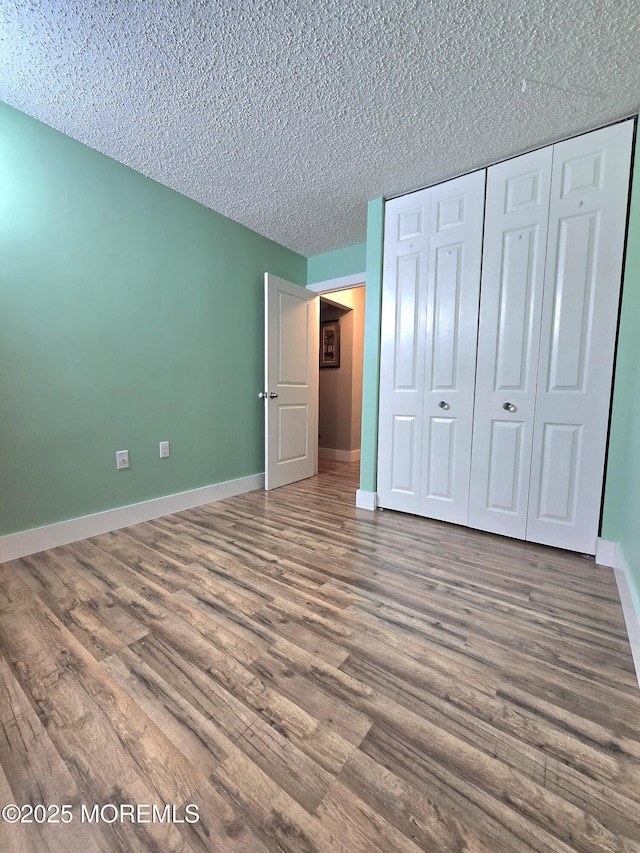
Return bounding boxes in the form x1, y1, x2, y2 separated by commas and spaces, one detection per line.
269, 392, 278, 399
503, 402, 517, 413
438, 401, 450, 410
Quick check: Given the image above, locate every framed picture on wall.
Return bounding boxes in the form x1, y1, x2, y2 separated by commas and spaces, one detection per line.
320, 319, 340, 368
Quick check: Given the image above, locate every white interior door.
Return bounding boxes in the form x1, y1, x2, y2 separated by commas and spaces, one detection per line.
418, 171, 486, 524
377, 170, 485, 523
468, 147, 553, 537
377, 187, 431, 513
526, 120, 634, 553
377, 120, 633, 552
264, 273, 318, 490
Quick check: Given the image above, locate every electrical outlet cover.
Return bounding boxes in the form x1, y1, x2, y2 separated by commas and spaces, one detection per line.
116, 450, 130, 469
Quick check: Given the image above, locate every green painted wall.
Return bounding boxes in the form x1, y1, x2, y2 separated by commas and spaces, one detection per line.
602, 150, 640, 607
617, 367, 640, 612
359, 198, 384, 493
0, 102, 306, 536
307, 242, 366, 285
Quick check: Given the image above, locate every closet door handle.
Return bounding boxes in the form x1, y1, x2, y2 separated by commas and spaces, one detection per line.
503, 402, 517, 413
439, 401, 450, 410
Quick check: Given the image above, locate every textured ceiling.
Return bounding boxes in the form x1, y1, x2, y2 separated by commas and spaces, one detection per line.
1, 0, 639, 257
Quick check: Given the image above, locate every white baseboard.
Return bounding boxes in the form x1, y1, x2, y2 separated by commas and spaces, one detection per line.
355, 489, 378, 511
0, 473, 265, 562
597, 539, 640, 689
595, 537, 617, 567
318, 447, 361, 462
613, 547, 640, 689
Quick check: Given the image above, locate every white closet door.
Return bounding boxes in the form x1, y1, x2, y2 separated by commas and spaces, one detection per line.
377, 188, 431, 512
527, 120, 634, 554
468, 147, 553, 537
419, 170, 485, 524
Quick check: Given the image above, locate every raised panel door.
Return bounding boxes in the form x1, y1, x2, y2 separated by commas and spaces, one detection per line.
377, 190, 431, 512
419, 170, 486, 523
468, 147, 552, 537
526, 120, 634, 553
264, 274, 318, 490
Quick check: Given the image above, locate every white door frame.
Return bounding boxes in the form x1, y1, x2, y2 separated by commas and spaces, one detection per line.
307, 272, 366, 296
307, 271, 367, 468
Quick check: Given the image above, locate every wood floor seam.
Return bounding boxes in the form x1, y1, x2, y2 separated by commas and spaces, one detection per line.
1, 459, 638, 853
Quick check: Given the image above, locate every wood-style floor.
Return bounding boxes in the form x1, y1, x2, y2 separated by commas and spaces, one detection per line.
1, 459, 639, 853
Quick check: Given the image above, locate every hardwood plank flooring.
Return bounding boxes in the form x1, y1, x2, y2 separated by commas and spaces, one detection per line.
1, 459, 639, 852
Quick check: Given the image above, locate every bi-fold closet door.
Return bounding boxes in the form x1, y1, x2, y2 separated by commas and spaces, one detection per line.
377, 170, 485, 523
467, 146, 553, 540
378, 119, 634, 554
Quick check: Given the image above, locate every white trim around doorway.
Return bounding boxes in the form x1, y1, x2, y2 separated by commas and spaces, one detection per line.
307, 272, 366, 294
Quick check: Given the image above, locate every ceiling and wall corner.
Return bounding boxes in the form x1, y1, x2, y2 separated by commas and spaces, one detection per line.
2, 0, 639, 258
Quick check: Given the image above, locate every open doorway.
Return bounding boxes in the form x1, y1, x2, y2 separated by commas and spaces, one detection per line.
318, 286, 365, 464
